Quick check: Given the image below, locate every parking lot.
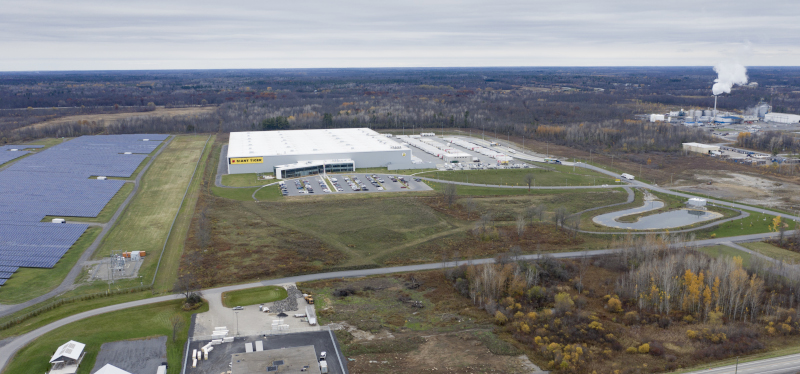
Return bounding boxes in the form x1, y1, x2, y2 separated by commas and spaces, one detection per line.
281, 173, 432, 197
186, 330, 347, 374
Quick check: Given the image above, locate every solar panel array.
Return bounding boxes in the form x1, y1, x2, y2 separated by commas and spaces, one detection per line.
0, 135, 168, 287
0, 145, 44, 165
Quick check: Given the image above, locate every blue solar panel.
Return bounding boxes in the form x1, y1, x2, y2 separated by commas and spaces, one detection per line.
0, 135, 168, 285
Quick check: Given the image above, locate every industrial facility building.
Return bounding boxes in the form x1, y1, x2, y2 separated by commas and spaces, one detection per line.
765, 112, 800, 124
682, 142, 720, 155
227, 128, 414, 178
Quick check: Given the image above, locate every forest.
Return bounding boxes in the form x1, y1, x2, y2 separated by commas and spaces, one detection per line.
3, 67, 800, 155
445, 232, 800, 373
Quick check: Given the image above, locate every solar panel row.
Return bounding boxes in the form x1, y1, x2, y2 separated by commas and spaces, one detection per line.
0, 135, 167, 288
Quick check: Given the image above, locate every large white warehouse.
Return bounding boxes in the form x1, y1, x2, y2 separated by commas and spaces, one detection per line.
227, 128, 414, 178
765, 112, 800, 124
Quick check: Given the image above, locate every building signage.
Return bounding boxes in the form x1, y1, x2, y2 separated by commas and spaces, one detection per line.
229, 157, 263, 164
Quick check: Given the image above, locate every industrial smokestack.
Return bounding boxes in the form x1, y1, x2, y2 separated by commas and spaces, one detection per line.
712, 62, 748, 95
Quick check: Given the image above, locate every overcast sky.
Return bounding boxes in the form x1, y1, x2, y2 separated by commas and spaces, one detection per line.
2, 0, 798, 71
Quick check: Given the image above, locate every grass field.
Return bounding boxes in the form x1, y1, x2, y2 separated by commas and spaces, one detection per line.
2, 300, 206, 374
0, 227, 101, 304
220, 173, 270, 187
151, 135, 213, 292
699, 209, 778, 239
221, 286, 288, 308
697, 245, 753, 267
740, 241, 800, 263
211, 185, 259, 201
92, 132, 209, 299
416, 167, 617, 187
0, 291, 153, 340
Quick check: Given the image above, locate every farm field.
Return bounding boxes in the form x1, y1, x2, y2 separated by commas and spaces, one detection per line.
19, 106, 216, 131
1, 300, 205, 374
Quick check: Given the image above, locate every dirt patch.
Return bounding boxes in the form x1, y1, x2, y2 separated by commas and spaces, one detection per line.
330, 321, 395, 342
19, 106, 215, 131
346, 333, 539, 374
676, 171, 800, 209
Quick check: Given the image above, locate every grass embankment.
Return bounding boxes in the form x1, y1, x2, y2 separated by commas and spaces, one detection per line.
739, 241, 800, 263
0, 291, 154, 340
698, 209, 778, 239
92, 136, 208, 287
2, 300, 206, 374
417, 167, 617, 187
697, 245, 753, 267
221, 173, 271, 187
151, 135, 214, 292
0, 227, 101, 304
221, 286, 289, 308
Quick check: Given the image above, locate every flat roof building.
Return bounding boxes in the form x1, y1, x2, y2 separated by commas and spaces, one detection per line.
231, 345, 321, 374
227, 128, 414, 178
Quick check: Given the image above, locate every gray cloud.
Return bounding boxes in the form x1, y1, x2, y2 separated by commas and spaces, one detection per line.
1, 0, 799, 70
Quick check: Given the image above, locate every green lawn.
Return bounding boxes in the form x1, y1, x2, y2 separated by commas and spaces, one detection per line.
221, 286, 289, 308
221, 173, 272, 187
0, 227, 101, 304
697, 245, 753, 267
417, 167, 617, 187
254, 185, 283, 201
2, 300, 206, 374
211, 186, 258, 201
739, 241, 800, 263
699, 209, 778, 239
0, 291, 154, 340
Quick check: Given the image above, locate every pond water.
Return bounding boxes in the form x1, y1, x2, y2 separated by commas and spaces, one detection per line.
593, 200, 722, 230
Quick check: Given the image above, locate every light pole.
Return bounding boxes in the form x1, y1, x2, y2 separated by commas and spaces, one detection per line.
235, 311, 239, 336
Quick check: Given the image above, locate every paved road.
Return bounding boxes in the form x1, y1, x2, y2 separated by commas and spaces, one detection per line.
0, 136, 174, 317
682, 353, 800, 374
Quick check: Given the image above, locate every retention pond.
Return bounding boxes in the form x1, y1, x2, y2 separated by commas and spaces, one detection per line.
593, 200, 722, 230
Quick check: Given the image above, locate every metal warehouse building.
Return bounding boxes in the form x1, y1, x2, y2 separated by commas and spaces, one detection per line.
227, 128, 414, 178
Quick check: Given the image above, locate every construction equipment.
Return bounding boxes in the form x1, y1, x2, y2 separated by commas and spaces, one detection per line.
304, 295, 315, 304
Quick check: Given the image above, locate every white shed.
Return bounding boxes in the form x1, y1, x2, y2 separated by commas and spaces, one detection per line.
94, 364, 132, 374
49, 340, 86, 374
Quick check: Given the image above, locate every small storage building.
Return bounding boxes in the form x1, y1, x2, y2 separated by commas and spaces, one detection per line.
687, 198, 707, 208
49, 340, 86, 374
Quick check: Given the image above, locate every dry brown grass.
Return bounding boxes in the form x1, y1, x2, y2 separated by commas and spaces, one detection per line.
18, 106, 215, 131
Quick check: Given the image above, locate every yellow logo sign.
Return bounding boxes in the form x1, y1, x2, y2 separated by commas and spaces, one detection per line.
230, 157, 263, 164
402, 153, 406, 157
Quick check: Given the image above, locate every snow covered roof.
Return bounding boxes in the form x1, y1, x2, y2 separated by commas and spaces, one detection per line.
50, 340, 85, 363
94, 364, 132, 374
228, 128, 409, 158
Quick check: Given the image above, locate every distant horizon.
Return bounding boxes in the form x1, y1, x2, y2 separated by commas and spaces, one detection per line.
2, 65, 800, 74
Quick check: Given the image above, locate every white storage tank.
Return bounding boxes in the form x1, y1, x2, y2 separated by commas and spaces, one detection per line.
687, 198, 707, 207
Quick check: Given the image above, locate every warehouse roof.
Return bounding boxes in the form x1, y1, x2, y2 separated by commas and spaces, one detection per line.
228, 128, 409, 159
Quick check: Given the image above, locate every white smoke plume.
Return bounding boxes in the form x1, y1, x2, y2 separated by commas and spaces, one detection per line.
712, 62, 748, 95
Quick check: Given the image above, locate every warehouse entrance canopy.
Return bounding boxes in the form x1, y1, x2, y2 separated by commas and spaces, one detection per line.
274, 159, 355, 179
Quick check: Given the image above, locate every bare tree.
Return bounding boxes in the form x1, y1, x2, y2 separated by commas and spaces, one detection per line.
552, 207, 568, 228
533, 205, 547, 222
464, 197, 476, 215
516, 213, 526, 236
173, 273, 200, 301
442, 183, 458, 207
524, 174, 535, 191
170, 315, 185, 342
